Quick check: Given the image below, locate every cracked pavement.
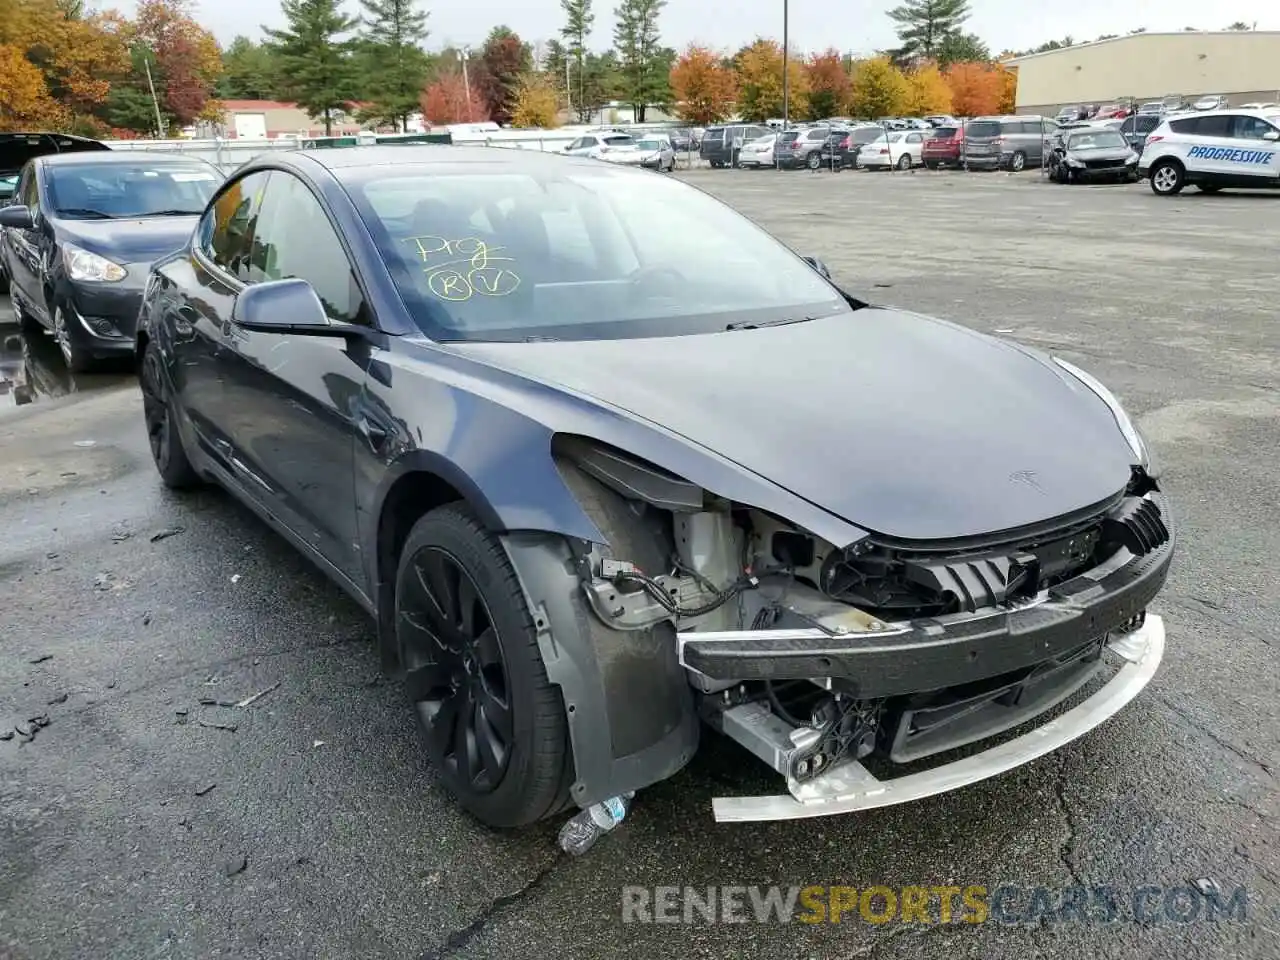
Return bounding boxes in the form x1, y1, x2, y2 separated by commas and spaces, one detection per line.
1, 170, 1277, 959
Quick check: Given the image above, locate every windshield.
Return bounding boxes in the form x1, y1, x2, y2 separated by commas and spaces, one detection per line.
46, 161, 219, 218
602, 135, 634, 147
350, 167, 851, 342
636, 139, 662, 151
964, 121, 1002, 138
1068, 131, 1127, 150
851, 127, 884, 143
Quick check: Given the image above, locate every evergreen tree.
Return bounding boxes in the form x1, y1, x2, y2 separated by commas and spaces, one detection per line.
887, 0, 971, 61
612, 0, 668, 122
560, 0, 594, 119
263, 0, 359, 135
935, 31, 988, 67
356, 0, 430, 131
219, 37, 281, 101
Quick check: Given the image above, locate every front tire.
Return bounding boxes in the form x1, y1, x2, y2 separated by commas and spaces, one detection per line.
1009, 151, 1027, 172
140, 341, 201, 489
897, 153, 912, 170
806, 151, 821, 170
52, 303, 94, 373
1149, 159, 1185, 195
395, 505, 572, 828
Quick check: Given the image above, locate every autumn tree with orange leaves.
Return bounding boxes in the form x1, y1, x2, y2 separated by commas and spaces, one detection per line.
128, 0, 224, 129
0, 42, 68, 129
735, 39, 807, 122
420, 71, 489, 125
905, 62, 952, 114
943, 60, 1003, 116
0, 0, 130, 130
669, 44, 736, 125
803, 49, 851, 120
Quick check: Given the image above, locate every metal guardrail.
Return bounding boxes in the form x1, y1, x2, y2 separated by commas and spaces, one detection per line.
102, 126, 706, 171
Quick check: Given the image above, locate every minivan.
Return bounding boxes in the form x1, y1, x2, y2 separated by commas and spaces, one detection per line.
963, 116, 1058, 171
699, 124, 770, 167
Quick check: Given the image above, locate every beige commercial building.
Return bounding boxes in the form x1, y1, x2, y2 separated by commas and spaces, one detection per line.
1006, 31, 1280, 114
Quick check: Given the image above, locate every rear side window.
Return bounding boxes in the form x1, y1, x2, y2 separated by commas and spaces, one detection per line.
965, 121, 1002, 138
1196, 115, 1233, 137
1168, 117, 1197, 134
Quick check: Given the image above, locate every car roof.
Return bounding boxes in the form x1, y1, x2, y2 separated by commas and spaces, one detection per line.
251, 145, 663, 180
38, 150, 211, 166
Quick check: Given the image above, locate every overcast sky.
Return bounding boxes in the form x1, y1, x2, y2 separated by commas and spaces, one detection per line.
107, 0, 1278, 55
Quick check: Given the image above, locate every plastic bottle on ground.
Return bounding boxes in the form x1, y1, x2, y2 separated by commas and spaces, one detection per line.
557, 794, 632, 856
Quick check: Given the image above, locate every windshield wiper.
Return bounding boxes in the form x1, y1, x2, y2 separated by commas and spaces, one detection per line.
725, 316, 815, 331
56, 208, 116, 219
139, 208, 204, 216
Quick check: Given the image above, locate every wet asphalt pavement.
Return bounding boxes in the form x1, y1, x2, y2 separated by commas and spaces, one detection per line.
1, 170, 1277, 960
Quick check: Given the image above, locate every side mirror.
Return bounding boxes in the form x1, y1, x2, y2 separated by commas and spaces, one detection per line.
231, 278, 345, 336
1263, 130, 1280, 142
0, 205, 35, 230
803, 256, 832, 279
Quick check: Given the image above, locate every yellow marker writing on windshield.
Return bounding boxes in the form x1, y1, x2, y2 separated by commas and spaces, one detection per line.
407, 236, 521, 301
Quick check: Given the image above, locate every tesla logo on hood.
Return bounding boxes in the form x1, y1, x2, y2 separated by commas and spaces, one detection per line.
1009, 470, 1045, 493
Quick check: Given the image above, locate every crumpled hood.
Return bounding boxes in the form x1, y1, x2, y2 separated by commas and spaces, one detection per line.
1066, 145, 1134, 161
55, 215, 199, 264
451, 309, 1136, 541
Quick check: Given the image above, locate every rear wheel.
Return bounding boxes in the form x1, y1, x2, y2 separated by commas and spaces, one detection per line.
925, 160, 939, 169
806, 151, 821, 170
1009, 150, 1027, 172
1197, 183, 1222, 194
897, 153, 912, 170
396, 505, 572, 828
1149, 160, 1185, 195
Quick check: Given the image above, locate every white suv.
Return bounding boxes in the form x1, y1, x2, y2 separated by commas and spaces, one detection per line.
1140, 109, 1280, 195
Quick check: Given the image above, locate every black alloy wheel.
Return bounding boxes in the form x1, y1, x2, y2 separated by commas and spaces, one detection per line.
394, 505, 572, 828
400, 545, 513, 795
140, 343, 200, 488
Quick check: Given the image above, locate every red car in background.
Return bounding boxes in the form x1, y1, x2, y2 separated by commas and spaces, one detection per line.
1093, 103, 1131, 120
922, 125, 964, 168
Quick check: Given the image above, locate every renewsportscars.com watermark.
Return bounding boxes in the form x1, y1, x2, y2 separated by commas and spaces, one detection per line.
621, 884, 1251, 925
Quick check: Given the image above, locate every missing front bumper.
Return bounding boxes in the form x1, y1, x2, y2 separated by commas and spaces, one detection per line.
709, 614, 1164, 822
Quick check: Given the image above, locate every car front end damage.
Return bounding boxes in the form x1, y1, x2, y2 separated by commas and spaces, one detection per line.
545, 436, 1173, 822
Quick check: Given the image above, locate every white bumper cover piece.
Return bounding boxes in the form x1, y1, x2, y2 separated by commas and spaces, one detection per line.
711, 614, 1165, 822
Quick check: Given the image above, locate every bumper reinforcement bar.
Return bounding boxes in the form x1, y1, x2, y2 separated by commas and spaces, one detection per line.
709, 614, 1164, 822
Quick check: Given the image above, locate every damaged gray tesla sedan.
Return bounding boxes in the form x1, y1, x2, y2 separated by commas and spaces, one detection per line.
136, 147, 1173, 828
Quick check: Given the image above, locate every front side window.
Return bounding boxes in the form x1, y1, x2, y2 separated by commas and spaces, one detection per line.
19, 167, 40, 216
351, 167, 850, 342
1231, 115, 1278, 140
248, 172, 366, 324
45, 160, 219, 220
204, 171, 271, 282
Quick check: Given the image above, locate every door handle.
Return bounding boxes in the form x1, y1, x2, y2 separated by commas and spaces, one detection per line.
357, 414, 388, 452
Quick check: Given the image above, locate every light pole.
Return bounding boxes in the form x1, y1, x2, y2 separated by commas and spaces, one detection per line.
461, 47, 474, 122
782, 0, 789, 133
